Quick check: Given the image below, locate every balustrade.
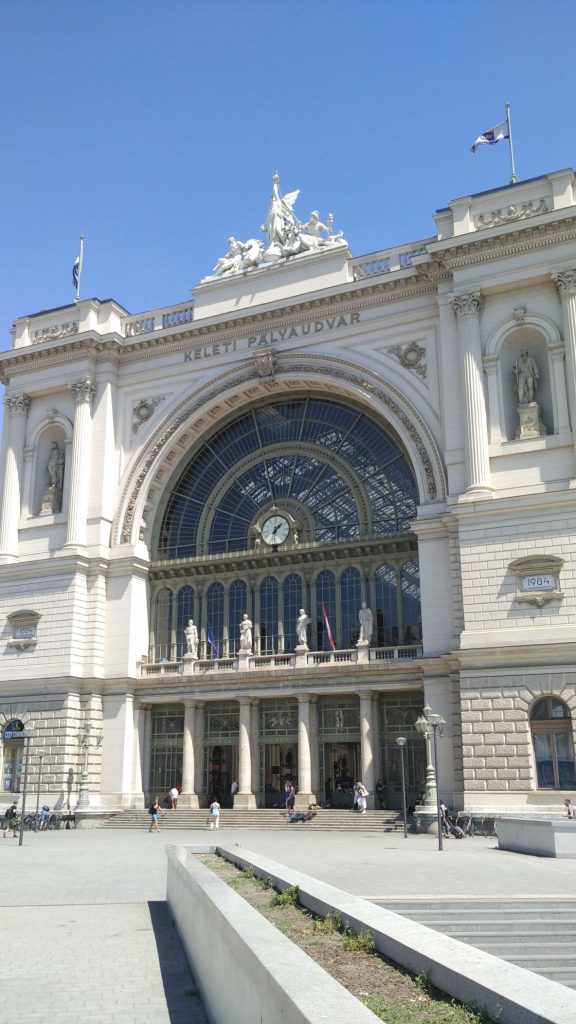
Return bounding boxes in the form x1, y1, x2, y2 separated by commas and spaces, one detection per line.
123, 301, 194, 337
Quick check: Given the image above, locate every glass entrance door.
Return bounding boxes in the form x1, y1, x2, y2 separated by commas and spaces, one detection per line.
2, 744, 24, 793
322, 742, 359, 807
263, 743, 297, 806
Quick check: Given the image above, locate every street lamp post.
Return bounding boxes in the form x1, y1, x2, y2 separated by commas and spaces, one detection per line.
395, 736, 408, 839
76, 721, 92, 810
415, 705, 446, 851
35, 752, 44, 830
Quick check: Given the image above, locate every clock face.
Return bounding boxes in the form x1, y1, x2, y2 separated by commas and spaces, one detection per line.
262, 514, 290, 546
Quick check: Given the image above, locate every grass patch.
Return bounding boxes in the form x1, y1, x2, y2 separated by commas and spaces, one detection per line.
269, 884, 299, 906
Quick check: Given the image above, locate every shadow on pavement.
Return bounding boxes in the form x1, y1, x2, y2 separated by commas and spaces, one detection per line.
148, 900, 207, 1023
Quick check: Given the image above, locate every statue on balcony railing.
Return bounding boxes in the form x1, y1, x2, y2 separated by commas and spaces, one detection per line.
206, 174, 346, 280
357, 602, 373, 646
184, 619, 199, 659
296, 608, 311, 649
239, 614, 253, 654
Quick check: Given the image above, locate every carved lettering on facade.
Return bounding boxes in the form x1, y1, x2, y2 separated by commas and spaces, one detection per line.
182, 312, 361, 363
31, 321, 79, 344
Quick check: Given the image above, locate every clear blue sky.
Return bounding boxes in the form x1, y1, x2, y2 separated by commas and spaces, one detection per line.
0, 0, 573, 335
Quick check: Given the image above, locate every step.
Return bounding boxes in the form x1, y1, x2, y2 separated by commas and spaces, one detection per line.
414, 921, 576, 935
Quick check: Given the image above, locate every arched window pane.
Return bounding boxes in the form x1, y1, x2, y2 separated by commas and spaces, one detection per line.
176, 586, 194, 660
206, 582, 224, 659
375, 564, 397, 646
316, 570, 336, 650
228, 579, 248, 657
531, 697, 570, 721
401, 560, 421, 645
341, 567, 361, 648
531, 697, 576, 790
283, 574, 302, 652
154, 588, 173, 662
260, 576, 278, 654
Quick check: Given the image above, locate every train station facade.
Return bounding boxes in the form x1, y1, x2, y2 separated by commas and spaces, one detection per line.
1, 168, 576, 817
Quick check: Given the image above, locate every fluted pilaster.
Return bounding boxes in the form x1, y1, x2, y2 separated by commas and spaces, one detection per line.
180, 700, 199, 808
452, 293, 492, 498
0, 394, 31, 558
65, 380, 95, 547
235, 697, 256, 808
553, 270, 576, 463
295, 693, 316, 808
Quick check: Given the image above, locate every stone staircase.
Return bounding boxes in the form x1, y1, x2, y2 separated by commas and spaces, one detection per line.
99, 808, 404, 832
375, 898, 576, 990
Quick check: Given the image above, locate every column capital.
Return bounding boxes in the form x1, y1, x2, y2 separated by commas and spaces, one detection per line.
238, 696, 252, 707
297, 692, 311, 703
71, 379, 95, 405
451, 291, 482, 318
4, 394, 31, 417
552, 269, 576, 297
182, 698, 200, 709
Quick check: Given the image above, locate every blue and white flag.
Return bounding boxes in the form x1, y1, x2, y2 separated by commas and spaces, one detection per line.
72, 236, 84, 293
72, 254, 81, 289
471, 119, 509, 154
206, 622, 219, 659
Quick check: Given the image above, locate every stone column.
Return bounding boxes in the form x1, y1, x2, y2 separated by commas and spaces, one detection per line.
359, 692, 376, 809
235, 697, 256, 809
295, 693, 316, 808
452, 293, 492, 498
65, 380, 95, 548
372, 693, 383, 796
549, 342, 571, 434
250, 700, 260, 803
180, 700, 199, 808
194, 701, 205, 801
0, 394, 30, 559
309, 696, 320, 802
553, 269, 576, 467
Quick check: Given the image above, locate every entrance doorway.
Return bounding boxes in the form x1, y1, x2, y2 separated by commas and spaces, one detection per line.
206, 744, 237, 806
323, 742, 359, 808
263, 743, 297, 807
2, 743, 24, 793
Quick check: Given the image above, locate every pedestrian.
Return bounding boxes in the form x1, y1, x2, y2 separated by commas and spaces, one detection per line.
286, 782, 295, 812
356, 781, 369, 814
324, 777, 332, 808
148, 796, 161, 832
284, 780, 292, 811
39, 804, 50, 830
564, 798, 576, 820
3, 801, 19, 838
169, 785, 179, 809
209, 796, 221, 830
230, 780, 239, 806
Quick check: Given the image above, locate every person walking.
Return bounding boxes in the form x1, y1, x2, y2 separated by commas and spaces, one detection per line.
3, 801, 19, 838
148, 797, 161, 832
169, 786, 179, 809
209, 797, 221, 830
356, 781, 369, 814
564, 798, 576, 820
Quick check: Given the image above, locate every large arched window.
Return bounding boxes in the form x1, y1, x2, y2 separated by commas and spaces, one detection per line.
401, 560, 422, 645
176, 586, 194, 660
157, 399, 418, 558
375, 564, 398, 647
531, 697, 576, 790
206, 583, 224, 659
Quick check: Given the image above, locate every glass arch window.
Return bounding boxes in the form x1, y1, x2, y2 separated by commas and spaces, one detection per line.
531, 697, 576, 790
375, 564, 398, 647
401, 560, 422, 645
154, 588, 173, 662
316, 570, 336, 650
176, 586, 194, 660
341, 567, 362, 648
157, 399, 418, 558
260, 576, 279, 654
206, 583, 224, 659
283, 574, 303, 652
229, 579, 248, 657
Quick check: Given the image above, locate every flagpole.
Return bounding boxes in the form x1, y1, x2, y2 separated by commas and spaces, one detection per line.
505, 102, 518, 185
74, 235, 84, 303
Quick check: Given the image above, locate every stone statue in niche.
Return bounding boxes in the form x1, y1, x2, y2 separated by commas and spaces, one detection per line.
239, 614, 253, 654
40, 441, 65, 515
513, 350, 546, 439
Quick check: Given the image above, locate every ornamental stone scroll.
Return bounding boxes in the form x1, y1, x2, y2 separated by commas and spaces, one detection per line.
451, 292, 482, 318
71, 380, 96, 406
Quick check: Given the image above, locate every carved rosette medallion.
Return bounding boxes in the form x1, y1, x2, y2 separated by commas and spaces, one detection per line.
252, 349, 278, 381
71, 380, 95, 406
553, 269, 576, 297
4, 394, 31, 417
451, 292, 482, 318
388, 342, 427, 379
132, 396, 165, 434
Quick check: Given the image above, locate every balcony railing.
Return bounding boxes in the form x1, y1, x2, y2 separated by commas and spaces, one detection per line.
123, 300, 195, 337
139, 644, 423, 677
350, 240, 432, 281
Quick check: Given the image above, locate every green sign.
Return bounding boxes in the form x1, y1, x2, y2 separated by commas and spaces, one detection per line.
3, 719, 27, 740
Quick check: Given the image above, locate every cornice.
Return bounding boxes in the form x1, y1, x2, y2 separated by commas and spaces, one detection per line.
0, 273, 437, 382
431, 214, 576, 272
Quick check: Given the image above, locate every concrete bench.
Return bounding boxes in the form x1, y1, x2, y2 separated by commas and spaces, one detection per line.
497, 817, 576, 858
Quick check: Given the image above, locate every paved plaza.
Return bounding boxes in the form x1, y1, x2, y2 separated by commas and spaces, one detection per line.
1, 824, 574, 1022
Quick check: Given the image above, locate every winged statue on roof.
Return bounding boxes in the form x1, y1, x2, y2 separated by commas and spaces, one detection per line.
206, 174, 347, 280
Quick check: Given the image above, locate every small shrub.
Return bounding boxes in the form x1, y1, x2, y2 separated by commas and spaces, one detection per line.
269, 884, 299, 907
342, 928, 376, 953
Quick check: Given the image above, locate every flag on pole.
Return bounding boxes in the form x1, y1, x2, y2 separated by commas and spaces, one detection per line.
321, 603, 336, 651
72, 254, 81, 289
207, 622, 219, 659
471, 119, 509, 154
72, 235, 84, 297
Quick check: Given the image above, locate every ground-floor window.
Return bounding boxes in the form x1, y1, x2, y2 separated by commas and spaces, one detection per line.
531, 696, 576, 790
2, 743, 24, 793
149, 706, 184, 799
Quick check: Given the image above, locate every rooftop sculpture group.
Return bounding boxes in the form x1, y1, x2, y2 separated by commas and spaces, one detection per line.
209, 174, 347, 279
